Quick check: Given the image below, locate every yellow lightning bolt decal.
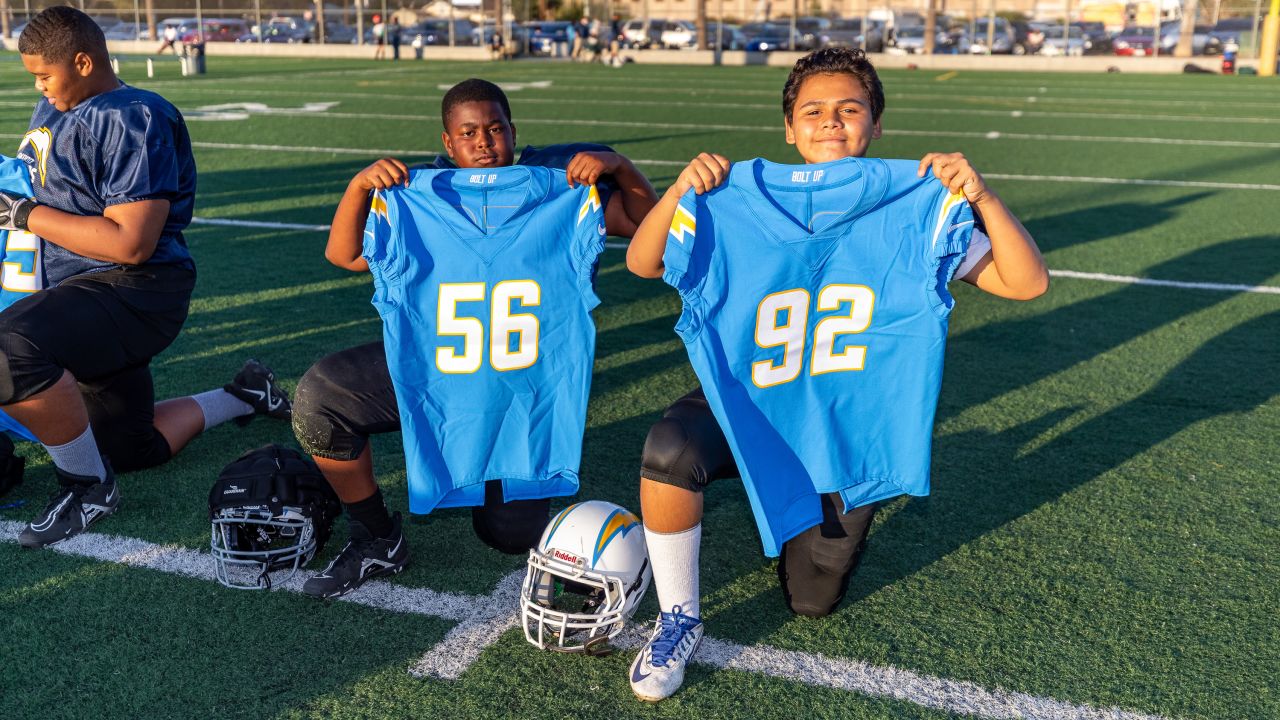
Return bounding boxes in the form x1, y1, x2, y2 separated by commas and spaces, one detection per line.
668, 204, 696, 245
576, 184, 601, 225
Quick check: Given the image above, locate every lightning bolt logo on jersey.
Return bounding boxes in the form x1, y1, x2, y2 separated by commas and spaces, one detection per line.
363, 166, 607, 513
662, 157, 974, 556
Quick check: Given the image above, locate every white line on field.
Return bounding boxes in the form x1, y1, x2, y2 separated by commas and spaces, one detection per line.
0, 521, 1174, 720
1, 101, 1255, 128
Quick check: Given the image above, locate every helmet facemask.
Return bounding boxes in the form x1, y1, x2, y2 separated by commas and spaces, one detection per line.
521, 501, 652, 655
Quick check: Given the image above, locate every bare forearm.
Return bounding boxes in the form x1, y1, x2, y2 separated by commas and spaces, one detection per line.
26, 203, 164, 265
610, 157, 658, 234
971, 192, 1049, 300
326, 181, 373, 272
627, 186, 683, 278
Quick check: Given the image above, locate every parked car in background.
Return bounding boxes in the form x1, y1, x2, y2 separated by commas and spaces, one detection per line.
824, 18, 885, 52
1071, 21, 1113, 54
889, 24, 959, 54
1209, 16, 1253, 46
1112, 24, 1167, 55
659, 20, 697, 49
703, 22, 747, 50
180, 18, 251, 43
794, 16, 831, 50
969, 18, 1014, 54
1039, 25, 1087, 56
103, 22, 148, 41
322, 22, 358, 44
523, 21, 573, 55
1191, 24, 1223, 55
406, 19, 475, 46
240, 21, 311, 43
622, 18, 664, 48
742, 22, 802, 51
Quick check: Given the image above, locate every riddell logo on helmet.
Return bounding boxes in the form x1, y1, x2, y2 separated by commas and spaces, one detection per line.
222, 485, 247, 495
552, 549, 582, 565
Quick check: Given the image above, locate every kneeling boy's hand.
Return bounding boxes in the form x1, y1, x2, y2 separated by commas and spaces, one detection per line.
673, 153, 731, 197
353, 158, 410, 192
918, 152, 990, 206
566, 151, 622, 188
0, 191, 38, 232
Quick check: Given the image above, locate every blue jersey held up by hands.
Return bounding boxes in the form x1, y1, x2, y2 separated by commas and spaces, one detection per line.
663, 157, 974, 555
364, 166, 607, 514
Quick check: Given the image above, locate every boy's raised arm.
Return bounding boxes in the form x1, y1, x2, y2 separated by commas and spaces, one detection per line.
565, 151, 658, 238
627, 153, 731, 278
918, 152, 1049, 301
327, 158, 410, 272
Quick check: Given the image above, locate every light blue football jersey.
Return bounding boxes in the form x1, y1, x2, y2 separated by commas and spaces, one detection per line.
662, 157, 974, 556
0, 154, 39, 442
0, 154, 39, 313
363, 166, 606, 514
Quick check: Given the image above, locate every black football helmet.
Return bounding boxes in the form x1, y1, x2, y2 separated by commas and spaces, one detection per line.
209, 444, 341, 590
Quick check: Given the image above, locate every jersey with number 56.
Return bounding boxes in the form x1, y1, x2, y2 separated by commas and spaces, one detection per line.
662, 157, 974, 556
363, 166, 606, 514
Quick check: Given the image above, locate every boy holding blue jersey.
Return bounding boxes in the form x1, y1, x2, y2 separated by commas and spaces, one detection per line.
0, 7, 291, 548
292, 79, 658, 599
624, 48, 1049, 701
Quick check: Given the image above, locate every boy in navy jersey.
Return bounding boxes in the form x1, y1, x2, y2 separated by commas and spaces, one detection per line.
291, 79, 658, 599
0, 7, 290, 548
623, 48, 1050, 701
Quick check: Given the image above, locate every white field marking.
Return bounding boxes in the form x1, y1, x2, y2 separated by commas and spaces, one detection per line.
191, 217, 332, 232
0, 520, 479, 621
0, 520, 1177, 719
885, 128, 1280, 149
408, 570, 525, 679
1049, 270, 1280, 295
121, 83, 1280, 115
983, 172, 1280, 192
134, 69, 1279, 99
185, 101, 340, 121
434, 80, 552, 91
185, 216, 1280, 294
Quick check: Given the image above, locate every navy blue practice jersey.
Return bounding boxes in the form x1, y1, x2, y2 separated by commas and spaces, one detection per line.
18, 84, 195, 286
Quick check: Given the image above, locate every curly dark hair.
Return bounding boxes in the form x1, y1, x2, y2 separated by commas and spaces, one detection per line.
18, 5, 108, 64
781, 48, 885, 123
441, 78, 512, 128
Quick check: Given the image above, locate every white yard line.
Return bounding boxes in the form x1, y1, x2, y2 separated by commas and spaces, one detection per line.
0, 520, 1174, 720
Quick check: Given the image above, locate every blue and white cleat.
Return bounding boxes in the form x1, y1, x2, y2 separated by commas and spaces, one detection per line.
628, 605, 704, 702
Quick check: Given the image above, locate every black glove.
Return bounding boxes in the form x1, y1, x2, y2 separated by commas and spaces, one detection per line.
0, 191, 38, 232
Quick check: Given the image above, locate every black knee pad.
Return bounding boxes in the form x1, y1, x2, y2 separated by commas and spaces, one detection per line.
291, 362, 345, 458
472, 481, 551, 554
639, 416, 733, 492
778, 497, 876, 618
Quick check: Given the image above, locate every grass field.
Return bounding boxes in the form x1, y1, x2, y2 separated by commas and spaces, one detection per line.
0, 54, 1277, 720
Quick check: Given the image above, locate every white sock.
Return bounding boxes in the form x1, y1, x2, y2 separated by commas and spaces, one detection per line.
644, 524, 701, 619
44, 425, 107, 481
192, 389, 254, 431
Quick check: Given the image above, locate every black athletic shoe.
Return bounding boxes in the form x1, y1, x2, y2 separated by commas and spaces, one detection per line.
302, 512, 409, 599
224, 358, 292, 426
18, 462, 118, 549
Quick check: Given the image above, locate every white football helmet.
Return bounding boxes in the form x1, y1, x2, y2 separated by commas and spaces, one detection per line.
522, 500, 651, 654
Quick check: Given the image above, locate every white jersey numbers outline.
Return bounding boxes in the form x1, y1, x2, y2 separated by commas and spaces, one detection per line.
752, 284, 875, 388
436, 280, 541, 374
